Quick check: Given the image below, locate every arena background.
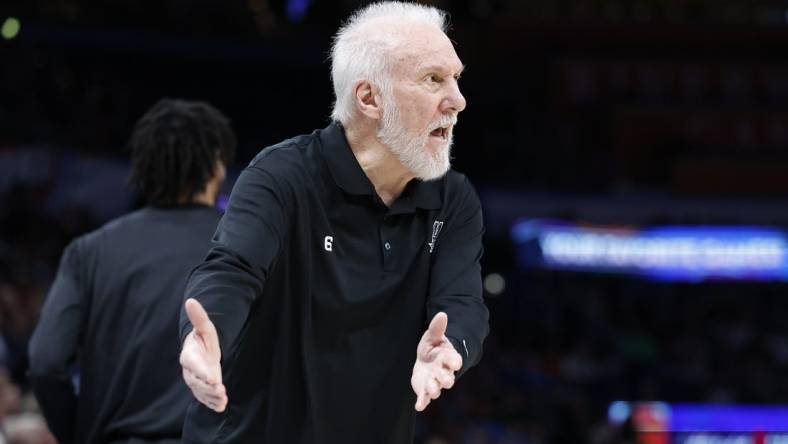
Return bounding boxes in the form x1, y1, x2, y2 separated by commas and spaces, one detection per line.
2, 0, 788, 442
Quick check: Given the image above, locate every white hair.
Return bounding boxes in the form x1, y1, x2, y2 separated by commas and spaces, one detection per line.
329, 2, 448, 124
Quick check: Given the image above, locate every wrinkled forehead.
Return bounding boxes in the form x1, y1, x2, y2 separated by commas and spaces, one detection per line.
364, 19, 463, 78
399, 34, 462, 76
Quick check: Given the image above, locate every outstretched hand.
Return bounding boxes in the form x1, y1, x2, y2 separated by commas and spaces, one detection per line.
180, 298, 227, 412
411, 312, 462, 412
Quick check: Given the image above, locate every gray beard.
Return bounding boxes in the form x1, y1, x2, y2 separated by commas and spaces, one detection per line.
377, 102, 452, 181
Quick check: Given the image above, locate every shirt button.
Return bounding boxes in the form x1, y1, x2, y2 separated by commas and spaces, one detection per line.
384, 242, 392, 251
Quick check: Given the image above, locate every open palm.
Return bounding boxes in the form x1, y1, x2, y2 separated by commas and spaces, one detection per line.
411, 312, 463, 411
179, 298, 228, 412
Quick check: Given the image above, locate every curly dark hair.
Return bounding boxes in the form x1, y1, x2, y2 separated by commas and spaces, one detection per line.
128, 98, 236, 205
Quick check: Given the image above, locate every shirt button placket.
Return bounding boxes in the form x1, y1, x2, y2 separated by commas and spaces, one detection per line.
381, 218, 394, 270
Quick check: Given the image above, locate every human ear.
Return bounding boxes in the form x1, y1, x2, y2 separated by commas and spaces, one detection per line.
353, 80, 382, 120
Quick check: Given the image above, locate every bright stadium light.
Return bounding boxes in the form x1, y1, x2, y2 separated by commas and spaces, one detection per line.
483, 273, 506, 296
1, 17, 20, 40
512, 219, 788, 282
608, 401, 631, 424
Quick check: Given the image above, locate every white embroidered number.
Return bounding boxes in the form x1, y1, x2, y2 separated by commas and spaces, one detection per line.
324, 236, 333, 252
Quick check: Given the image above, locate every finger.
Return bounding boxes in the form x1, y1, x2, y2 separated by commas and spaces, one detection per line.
193, 388, 226, 406
189, 381, 226, 401
439, 348, 463, 372
180, 346, 209, 382
180, 338, 221, 385
425, 312, 448, 344
426, 378, 441, 399
185, 372, 228, 412
435, 368, 455, 389
195, 390, 227, 412
182, 366, 224, 394
197, 390, 226, 405
415, 391, 430, 412
183, 369, 225, 398
185, 298, 215, 338
430, 386, 442, 401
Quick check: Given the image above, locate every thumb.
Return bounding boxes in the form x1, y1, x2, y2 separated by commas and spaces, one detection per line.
185, 298, 214, 338
425, 312, 448, 343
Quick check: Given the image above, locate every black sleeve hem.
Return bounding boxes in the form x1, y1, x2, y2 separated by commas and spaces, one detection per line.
447, 336, 470, 378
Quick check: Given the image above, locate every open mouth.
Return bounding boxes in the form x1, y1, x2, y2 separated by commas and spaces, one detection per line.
429, 126, 449, 140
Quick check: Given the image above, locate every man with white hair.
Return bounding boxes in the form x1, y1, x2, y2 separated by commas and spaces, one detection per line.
179, 2, 489, 442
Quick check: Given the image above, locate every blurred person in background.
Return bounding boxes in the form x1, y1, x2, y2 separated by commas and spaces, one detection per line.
178, 2, 489, 443
27, 99, 236, 444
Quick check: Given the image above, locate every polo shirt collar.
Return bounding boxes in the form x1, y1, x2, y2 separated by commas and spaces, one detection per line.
402, 176, 442, 211
319, 121, 443, 210
320, 121, 373, 196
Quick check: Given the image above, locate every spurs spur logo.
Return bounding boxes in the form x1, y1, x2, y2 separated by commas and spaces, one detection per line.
427, 220, 444, 253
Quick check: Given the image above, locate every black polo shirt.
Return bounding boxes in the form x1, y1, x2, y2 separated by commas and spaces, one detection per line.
180, 122, 489, 444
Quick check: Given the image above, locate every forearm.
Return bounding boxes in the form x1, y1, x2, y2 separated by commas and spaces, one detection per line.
181, 245, 266, 360
179, 166, 288, 358
427, 177, 489, 377
27, 239, 84, 442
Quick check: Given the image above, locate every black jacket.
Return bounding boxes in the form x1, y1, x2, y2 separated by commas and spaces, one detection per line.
29, 205, 221, 444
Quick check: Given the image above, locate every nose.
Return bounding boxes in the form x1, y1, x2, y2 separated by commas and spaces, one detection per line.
441, 81, 466, 114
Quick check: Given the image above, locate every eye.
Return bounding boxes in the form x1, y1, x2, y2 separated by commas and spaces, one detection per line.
428, 74, 443, 84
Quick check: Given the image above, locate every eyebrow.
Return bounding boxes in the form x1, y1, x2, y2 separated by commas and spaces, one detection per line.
418, 63, 466, 77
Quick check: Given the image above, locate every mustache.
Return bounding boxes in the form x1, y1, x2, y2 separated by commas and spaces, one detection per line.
429, 114, 458, 131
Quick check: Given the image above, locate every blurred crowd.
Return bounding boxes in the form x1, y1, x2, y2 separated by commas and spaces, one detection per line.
7, 0, 788, 32
4, 4, 788, 196
0, 184, 92, 443
416, 274, 788, 444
